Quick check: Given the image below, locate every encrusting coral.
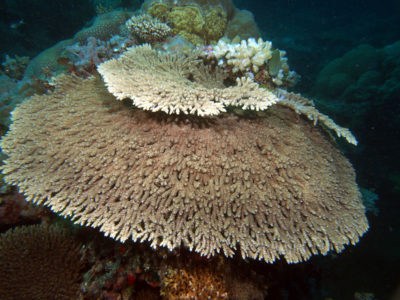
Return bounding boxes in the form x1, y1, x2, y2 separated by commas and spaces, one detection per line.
1, 50, 368, 263
0, 223, 84, 300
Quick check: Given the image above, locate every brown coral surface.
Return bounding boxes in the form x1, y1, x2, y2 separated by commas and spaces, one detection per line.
161, 263, 228, 299
1, 74, 368, 263
160, 254, 266, 300
0, 223, 83, 300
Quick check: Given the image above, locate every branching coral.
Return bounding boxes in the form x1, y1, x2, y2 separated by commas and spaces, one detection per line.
125, 13, 171, 44
0, 223, 84, 300
212, 38, 273, 73
1, 73, 368, 263
204, 38, 299, 87
98, 44, 279, 116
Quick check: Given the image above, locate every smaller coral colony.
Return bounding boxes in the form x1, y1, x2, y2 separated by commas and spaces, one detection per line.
0, 0, 368, 299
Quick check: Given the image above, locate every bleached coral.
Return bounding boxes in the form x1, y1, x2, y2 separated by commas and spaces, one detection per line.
98, 44, 279, 116
213, 38, 272, 73
125, 13, 171, 44
205, 38, 298, 87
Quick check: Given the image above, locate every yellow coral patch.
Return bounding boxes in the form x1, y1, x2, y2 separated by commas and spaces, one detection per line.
168, 6, 205, 34
176, 30, 204, 46
148, 2, 169, 22
145, 1, 230, 46
204, 6, 227, 42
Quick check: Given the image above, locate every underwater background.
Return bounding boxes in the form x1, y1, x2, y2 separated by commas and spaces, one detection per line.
0, 0, 399, 299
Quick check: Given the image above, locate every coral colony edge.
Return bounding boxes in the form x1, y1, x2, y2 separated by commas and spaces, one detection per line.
0, 0, 370, 298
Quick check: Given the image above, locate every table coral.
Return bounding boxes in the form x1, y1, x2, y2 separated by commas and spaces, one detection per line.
1, 67, 368, 263
98, 45, 279, 116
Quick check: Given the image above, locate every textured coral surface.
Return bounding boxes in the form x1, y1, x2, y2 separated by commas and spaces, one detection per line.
1, 74, 368, 264
144, 0, 231, 45
125, 14, 171, 44
98, 45, 278, 116
0, 224, 83, 300
161, 262, 229, 299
